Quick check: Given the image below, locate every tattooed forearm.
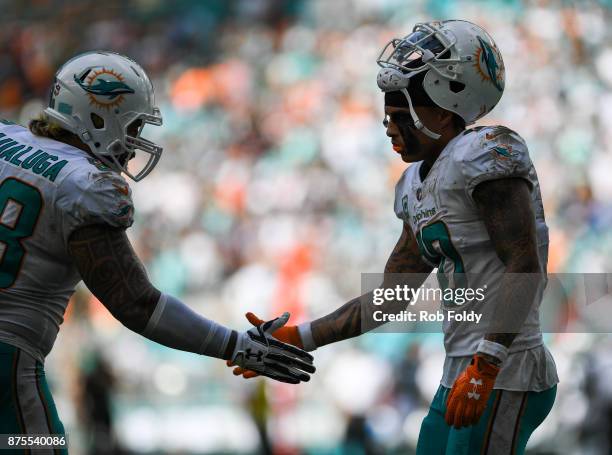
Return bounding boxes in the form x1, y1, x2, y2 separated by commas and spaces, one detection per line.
474, 178, 543, 348
310, 222, 433, 347
311, 294, 367, 347
483, 271, 544, 347
68, 225, 160, 332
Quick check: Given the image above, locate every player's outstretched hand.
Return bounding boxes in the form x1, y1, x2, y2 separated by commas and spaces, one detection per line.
227, 312, 305, 379
445, 355, 500, 428
229, 312, 314, 384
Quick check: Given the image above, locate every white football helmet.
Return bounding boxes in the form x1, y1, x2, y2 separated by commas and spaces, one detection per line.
377, 20, 505, 139
44, 51, 163, 181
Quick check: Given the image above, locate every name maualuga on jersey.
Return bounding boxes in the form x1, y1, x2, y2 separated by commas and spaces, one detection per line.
0, 132, 68, 183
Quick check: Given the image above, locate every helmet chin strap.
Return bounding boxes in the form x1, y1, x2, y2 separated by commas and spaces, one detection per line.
377, 67, 442, 140
400, 88, 441, 140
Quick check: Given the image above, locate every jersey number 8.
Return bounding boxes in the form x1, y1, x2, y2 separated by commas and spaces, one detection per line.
0, 178, 42, 288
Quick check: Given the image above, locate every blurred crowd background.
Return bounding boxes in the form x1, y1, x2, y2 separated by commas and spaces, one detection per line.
1, 0, 612, 453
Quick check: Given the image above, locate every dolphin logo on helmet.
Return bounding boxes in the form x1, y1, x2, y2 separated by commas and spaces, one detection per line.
476, 36, 503, 92
74, 73, 135, 100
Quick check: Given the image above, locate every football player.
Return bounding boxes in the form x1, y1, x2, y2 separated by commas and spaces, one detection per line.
230, 20, 558, 454
0, 51, 315, 449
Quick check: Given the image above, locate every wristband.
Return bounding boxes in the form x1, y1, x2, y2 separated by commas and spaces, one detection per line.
476, 339, 509, 365
297, 322, 317, 352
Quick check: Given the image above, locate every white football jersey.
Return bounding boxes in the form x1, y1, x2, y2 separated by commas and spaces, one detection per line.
0, 121, 134, 362
394, 125, 549, 357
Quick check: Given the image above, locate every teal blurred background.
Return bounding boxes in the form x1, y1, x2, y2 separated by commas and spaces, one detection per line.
1, 0, 612, 453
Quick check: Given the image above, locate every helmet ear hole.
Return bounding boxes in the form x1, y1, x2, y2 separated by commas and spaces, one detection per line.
90, 113, 105, 129
449, 81, 466, 93
109, 140, 123, 153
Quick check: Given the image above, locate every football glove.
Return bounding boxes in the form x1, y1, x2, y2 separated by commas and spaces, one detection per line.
445, 354, 500, 429
230, 312, 313, 384
228, 312, 303, 379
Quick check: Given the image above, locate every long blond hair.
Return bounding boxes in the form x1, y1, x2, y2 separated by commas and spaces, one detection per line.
28, 113, 74, 141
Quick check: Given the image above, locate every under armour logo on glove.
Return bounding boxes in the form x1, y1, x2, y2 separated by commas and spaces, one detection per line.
445, 355, 500, 428
244, 349, 263, 362
467, 378, 483, 400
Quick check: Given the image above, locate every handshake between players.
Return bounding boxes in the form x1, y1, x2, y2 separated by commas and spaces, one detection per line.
230, 312, 315, 384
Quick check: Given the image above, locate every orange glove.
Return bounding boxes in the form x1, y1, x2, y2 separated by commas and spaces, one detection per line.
226, 312, 304, 379
445, 355, 500, 429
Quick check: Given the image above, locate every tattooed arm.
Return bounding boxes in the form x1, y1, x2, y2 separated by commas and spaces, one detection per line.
69, 225, 316, 381
68, 225, 160, 332
68, 225, 238, 359
473, 178, 543, 360
309, 222, 433, 348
